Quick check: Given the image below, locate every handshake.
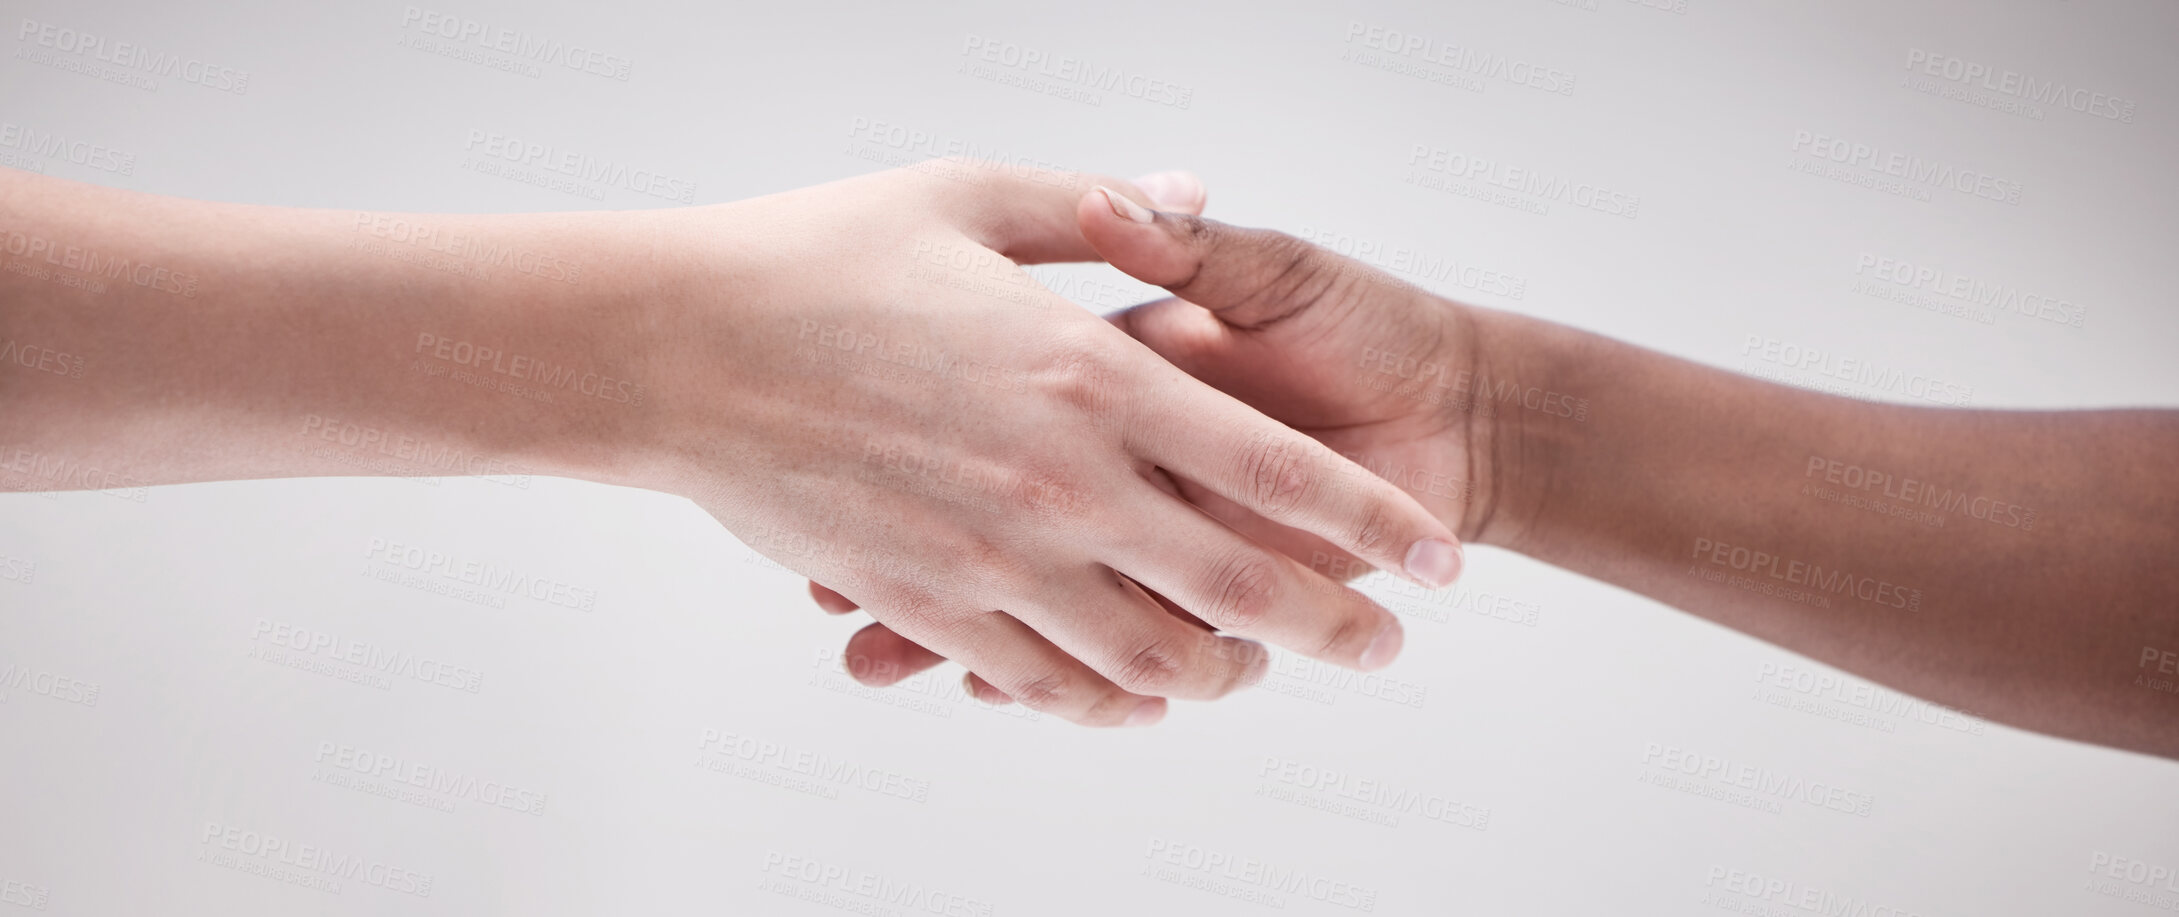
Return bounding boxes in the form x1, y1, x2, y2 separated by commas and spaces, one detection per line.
11, 160, 2166, 755
688, 161, 1511, 728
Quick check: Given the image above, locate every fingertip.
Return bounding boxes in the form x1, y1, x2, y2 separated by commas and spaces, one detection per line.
809, 581, 860, 614
1231, 638, 1271, 689
1096, 184, 1155, 224
1357, 617, 1404, 671
844, 622, 930, 687
1077, 190, 1200, 289
1129, 170, 1206, 214
1402, 537, 1465, 590
1123, 697, 1167, 727
963, 671, 1014, 705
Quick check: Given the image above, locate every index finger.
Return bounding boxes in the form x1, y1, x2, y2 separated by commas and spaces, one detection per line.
1127, 376, 1464, 590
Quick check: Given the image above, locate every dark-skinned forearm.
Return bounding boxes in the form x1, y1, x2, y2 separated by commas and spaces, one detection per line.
1464, 306, 2179, 759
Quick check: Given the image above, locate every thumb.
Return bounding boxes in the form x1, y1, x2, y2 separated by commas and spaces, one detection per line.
957, 166, 1206, 265
1078, 188, 1395, 330
1086, 189, 1415, 410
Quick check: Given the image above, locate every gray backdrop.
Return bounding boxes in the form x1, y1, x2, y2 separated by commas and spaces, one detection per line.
4, 0, 2177, 914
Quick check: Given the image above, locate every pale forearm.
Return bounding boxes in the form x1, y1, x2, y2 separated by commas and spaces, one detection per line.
10, 166, 1468, 729
0, 170, 662, 493
1472, 306, 2179, 756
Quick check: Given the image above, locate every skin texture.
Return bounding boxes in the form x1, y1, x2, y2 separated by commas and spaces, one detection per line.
826, 190, 2179, 761
0, 163, 1472, 728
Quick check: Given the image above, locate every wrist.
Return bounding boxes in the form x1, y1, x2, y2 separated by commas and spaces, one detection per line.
1448, 304, 1591, 551
425, 209, 687, 493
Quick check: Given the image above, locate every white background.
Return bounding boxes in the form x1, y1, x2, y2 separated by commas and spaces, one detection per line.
4, 0, 2177, 914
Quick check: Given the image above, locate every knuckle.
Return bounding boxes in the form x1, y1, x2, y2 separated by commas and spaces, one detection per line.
990, 464, 1091, 520
1347, 498, 1394, 559
1239, 434, 1318, 519
1112, 637, 1185, 694
1257, 230, 1315, 268
1034, 335, 1127, 421
1317, 608, 1372, 660
958, 531, 1029, 593
866, 579, 943, 621
922, 531, 1031, 602
1175, 213, 1220, 249
1224, 230, 1347, 329
1204, 555, 1279, 630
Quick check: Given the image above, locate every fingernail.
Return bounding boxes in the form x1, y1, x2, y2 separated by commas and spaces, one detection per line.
1096, 185, 1155, 224
1129, 170, 1203, 211
1358, 621, 1403, 671
1124, 699, 1166, 727
1403, 538, 1463, 588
